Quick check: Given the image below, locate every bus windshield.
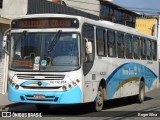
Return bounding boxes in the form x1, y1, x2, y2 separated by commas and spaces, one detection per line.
10, 32, 80, 72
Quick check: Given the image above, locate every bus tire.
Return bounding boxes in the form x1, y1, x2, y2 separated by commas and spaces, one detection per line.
93, 86, 104, 112
137, 81, 145, 103
35, 104, 50, 112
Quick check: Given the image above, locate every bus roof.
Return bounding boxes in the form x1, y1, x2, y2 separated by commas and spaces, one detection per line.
13, 14, 157, 40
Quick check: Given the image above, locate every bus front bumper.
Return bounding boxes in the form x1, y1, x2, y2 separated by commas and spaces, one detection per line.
8, 84, 82, 104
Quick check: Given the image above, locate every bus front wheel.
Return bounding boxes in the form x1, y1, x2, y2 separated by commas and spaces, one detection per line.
137, 81, 145, 103
93, 86, 104, 112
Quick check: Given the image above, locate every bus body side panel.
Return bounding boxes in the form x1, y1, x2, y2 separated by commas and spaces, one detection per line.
83, 57, 158, 102
106, 61, 157, 100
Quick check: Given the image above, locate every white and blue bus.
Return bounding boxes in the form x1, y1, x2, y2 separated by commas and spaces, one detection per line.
4, 14, 159, 111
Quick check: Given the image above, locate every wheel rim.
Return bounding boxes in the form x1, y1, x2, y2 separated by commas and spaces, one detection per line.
140, 85, 144, 101
96, 90, 103, 111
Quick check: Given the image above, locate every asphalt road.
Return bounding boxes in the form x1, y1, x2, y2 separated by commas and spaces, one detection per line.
1, 87, 160, 119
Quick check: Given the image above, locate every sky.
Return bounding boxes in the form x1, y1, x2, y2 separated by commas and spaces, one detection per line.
113, 0, 160, 15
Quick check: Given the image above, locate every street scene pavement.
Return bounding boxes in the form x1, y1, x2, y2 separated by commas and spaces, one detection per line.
0, 94, 14, 108
0, 86, 160, 119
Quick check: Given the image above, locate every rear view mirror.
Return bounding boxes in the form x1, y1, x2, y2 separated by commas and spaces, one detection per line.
85, 38, 92, 54
3, 29, 10, 54
3, 36, 7, 49
83, 38, 93, 62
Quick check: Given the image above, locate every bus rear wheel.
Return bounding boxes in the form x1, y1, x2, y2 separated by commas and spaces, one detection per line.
137, 81, 145, 103
35, 104, 50, 112
93, 86, 104, 112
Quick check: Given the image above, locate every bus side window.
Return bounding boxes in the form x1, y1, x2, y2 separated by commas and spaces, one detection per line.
141, 38, 146, 60
152, 41, 157, 61
82, 24, 95, 75
107, 30, 116, 57
82, 24, 94, 62
146, 39, 152, 60
133, 36, 140, 59
96, 28, 106, 56
117, 32, 124, 58
125, 34, 132, 59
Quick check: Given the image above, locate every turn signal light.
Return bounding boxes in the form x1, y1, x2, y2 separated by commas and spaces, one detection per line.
76, 79, 80, 83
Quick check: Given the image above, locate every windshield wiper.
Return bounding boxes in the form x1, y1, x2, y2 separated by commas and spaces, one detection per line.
13, 31, 27, 49
48, 30, 62, 53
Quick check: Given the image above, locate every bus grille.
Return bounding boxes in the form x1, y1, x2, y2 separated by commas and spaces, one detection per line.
16, 74, 65, 80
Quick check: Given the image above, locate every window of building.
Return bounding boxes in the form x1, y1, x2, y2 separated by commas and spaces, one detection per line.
110, 8, 114, 16
0, 0, 3, 8
124, 14, 135, 28
152, 41, 157, 60
96, 28, 106, 56
133, 36, 139, 59
146, 39, 152, 60
141, 38, 146, 59
107, 30, 116, 57
125, 34, 132, 59
100, 4, 114, 21
114, 10, 122, 24
100, 4, 110, 18
100, 3, 137, 27
117, 32, 124, 58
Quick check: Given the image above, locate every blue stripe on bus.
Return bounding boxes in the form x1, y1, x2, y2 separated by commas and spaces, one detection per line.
20, 81, 49, 87
8, 84, 82, 104
106, 62, 157, 99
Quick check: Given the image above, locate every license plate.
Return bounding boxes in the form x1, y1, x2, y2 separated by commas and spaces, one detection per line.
33, 94, 45, 99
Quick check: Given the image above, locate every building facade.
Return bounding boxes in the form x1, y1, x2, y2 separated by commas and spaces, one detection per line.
136, 18, 158, 37
0, 0, 28, 93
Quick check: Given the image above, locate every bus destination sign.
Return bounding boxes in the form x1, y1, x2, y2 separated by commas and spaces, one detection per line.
11, 18, 79, 29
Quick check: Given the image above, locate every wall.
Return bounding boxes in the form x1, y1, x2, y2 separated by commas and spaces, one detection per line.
0, 24, 9, 93
135, 18, 158, 37
0, 0, 28, 19
0, 0, 27, 93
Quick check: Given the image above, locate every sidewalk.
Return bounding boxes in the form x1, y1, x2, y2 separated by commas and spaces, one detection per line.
0, 93, 15, 109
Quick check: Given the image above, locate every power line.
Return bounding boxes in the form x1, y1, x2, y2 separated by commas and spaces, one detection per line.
125, 7, 160, 12
124, 7, 160, 15
131, 10, 159, 15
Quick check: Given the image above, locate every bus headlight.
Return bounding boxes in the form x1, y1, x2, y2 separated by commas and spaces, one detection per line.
12, 83, 15, 86
15, 85, 19, 89
68, 84, 72, 88
61, 80, 78, 91
8, 79, 19, 89
62, 86, 67, 91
